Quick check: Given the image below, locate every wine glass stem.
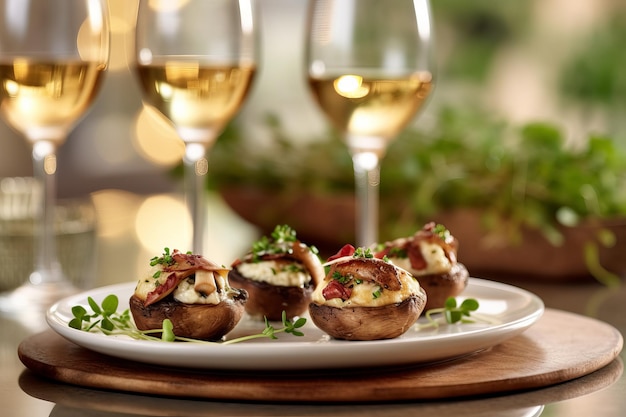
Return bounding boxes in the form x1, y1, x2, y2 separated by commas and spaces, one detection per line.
351, 151, 381, 247
31, 140, 64, 284
183, 142, 209, 254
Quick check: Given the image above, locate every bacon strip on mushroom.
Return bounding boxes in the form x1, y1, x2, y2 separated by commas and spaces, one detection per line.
232, 240, 324, 287
321, 245, 403, 301
375, 222, 458, 272
144, 250, 230, 306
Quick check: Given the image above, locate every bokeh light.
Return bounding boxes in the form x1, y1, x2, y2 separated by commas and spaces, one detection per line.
133, 106, 185, 166
134, 193, 191, 254
108, 0, 139, 72
148, 0, 191, 13
91, 189, 143, 238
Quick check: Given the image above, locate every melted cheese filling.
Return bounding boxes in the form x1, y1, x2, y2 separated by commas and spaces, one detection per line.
311, 263, 421, 308
391, 241, 452, 275
134, 265, 164, 301
236, 260, 309, 287
173, 275, 223, 304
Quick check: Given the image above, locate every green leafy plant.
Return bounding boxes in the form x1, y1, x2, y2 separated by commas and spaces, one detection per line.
559, 13, 626, 106
69, 294, 306, 344
203, 103, 626, 284
209, 108, 626, 245
432, 0, 531, 82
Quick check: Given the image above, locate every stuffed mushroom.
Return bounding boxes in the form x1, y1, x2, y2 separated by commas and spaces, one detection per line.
129, 248, 247, 341
309, 245, 427, 341
375, 222, 469, 310
229, 225, 324, 321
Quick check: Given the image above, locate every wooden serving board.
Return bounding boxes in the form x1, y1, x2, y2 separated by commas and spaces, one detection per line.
18, 309, 623, 403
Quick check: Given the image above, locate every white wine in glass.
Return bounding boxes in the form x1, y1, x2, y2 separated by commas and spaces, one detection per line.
0, 0, 109, 314
134, 0, 257, 254
306, 0, 434, 247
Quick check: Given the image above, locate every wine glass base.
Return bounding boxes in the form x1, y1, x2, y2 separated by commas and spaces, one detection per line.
0, 281, 78, 331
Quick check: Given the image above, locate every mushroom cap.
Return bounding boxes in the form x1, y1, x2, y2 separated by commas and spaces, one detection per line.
309, 288, 427, 341
129, 290, 248, 341
228, 267, 314, 321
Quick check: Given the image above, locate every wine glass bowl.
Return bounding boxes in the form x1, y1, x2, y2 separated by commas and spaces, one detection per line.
134, 0, 257, 254
0, 1, 109, 147
0, 0, 109, 314
308, 72, 434, 155
306, 0, 434, 247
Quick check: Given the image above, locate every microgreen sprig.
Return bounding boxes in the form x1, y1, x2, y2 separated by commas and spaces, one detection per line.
69, 294, 142, 336
418, 297, 484, 329
221, 311, 306, 345
69, 295, 307, 344
251, 224, 298, 259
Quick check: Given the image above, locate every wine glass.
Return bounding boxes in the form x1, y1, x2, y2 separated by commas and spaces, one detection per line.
134, 0, 258, 254
0, 0, 110, 314
305, 0, 434, 247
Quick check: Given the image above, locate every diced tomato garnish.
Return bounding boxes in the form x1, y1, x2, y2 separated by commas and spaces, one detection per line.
374, 247, 390, 259
407, 243, 427, 270
322, 280, 352, 300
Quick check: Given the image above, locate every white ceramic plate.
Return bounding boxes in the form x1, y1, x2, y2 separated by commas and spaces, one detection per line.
46, 278, 544, 371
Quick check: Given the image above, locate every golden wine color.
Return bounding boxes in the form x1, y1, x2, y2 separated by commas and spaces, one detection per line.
136, 62, 256, 142
309, 72, 433, 144
0, 60, 106, 144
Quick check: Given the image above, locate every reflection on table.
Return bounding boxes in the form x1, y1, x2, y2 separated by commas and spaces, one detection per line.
13, 357, 625, 417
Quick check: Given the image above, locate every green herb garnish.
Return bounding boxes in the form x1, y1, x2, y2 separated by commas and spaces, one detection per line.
283, 263, 305, 274
69, 295, 306, 344
387, 247, 408, 258
332, 270, 350, 284
221, 312, 307, 344
271, 224, 297, 242
418, 297, 483, 329
353, 247, 375, 259
432, 224, 451, 241
150, 247, 176, 268
251, 224, 298, 260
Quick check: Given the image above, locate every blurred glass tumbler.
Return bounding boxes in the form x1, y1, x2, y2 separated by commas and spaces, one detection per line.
0, 177, 96, 294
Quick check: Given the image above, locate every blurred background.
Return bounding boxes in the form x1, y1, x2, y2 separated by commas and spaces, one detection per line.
2, 0, 626, 286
